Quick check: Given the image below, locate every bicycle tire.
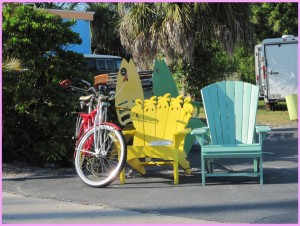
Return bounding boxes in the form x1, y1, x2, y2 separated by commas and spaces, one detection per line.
75, 123, 127, 187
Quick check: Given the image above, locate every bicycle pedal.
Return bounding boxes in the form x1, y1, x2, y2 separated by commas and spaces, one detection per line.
125, 169, 134, 178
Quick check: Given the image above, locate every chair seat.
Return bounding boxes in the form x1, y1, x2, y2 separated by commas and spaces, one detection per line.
149, 140, 172, 146
202, 144, 262, 158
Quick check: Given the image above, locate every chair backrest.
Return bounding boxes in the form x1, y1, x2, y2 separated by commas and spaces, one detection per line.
201, 81, 259, 145
115, 58, 144, 126
152, 59, 179, 98
131, 94, 193, 146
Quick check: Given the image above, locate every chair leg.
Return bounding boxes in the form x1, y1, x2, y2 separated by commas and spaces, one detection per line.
173, 160, 179, 185
178, 155, 191, 175
254, 158, 259, 172
201, 155, 206, 186
260, 157, 263, 185
119, 168, 126, 184
127, 158, 146, 175
179, 163, 191, 175
206, 158, 214, 173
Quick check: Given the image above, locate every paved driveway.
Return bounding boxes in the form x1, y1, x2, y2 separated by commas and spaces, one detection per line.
2, 127, 298, 224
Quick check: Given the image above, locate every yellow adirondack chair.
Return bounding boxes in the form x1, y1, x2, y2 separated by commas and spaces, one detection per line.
120, 94, 193, 184
152, 59, 206, 155
191, 81, 271, 185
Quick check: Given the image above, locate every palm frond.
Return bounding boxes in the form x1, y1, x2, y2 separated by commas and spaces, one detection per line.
118, 3, 254, 68
3, 57, 26, 72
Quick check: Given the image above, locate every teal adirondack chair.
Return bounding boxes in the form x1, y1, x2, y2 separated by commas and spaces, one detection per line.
191, 81, 271, 186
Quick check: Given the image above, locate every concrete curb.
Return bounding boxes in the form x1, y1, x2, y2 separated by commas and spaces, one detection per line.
2, 191, 219, 224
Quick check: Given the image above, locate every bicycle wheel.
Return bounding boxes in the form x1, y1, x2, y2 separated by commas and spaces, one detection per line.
75, 123, 127, 187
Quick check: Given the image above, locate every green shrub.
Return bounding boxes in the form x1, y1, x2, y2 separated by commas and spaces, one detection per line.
2, 4, 91, 166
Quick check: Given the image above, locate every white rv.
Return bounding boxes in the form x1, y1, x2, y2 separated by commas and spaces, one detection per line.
255, 35, 298, 108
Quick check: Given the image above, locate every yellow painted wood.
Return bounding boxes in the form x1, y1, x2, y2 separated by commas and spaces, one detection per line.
143, 97, 157, 145
119, 168, 125, 184
164, 95, 183, 141
115, 59, 144, 126
156, 94, 170, 139
152, 59, 204, 155
125, 95, 193, 184
130, 99, 144, 146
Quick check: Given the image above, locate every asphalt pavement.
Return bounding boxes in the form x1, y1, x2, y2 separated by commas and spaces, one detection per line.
2, 127, 298, 224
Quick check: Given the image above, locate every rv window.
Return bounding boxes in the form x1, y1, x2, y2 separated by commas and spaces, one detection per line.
96, 59, 106, 70
106, 59, 115, 70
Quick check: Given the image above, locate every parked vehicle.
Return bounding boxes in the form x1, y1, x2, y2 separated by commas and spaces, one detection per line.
83, 54, 122, 75
83, 54, 152, 89
255, 35, 298, 108
137, 70, 153, 88
254, 44, 263, 98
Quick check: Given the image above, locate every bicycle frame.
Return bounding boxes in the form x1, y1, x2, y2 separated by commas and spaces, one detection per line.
76, 110, 97, 138
74, 95, 112, 157
60, 78, 123, 157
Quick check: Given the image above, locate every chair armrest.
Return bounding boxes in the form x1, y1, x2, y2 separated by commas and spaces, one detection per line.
191, 127, 209, 135
255, 125, 271, 145
173, 128, 191, 148
255, 126, 271, 133
191, 127, 209, 146
122, 129, 136, 143
174, 128, 191, 136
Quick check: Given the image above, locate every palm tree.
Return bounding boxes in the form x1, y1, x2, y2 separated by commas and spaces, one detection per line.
118, 3, 253, 69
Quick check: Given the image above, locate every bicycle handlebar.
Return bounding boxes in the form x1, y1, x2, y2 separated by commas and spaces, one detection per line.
59, 79, 115, 101
80, 78, 92, 87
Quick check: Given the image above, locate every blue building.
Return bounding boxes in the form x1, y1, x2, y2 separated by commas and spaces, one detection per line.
46, 9, 94, 54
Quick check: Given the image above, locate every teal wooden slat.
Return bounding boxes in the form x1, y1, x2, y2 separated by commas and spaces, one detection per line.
216, 82, 229, 144
202, 144, 261, 150
247, 85, 259, 144
206, 172, 260, 177
225, 81, 236, 144
203, 153, 261, 157
234, 82, 244, 144
209, 84, 223, 144
201, 86, 218, 144
242, 83, 251, 143
202, 144, 261, 152
203, 153, 262, 158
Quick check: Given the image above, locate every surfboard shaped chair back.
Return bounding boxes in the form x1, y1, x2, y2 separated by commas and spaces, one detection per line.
191, 81, 271, 186
115, 58, 144, 126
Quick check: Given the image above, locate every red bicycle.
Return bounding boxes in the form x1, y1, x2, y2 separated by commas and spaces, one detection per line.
60, 79, 127, 187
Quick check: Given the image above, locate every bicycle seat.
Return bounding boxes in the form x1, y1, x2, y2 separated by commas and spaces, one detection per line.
79, 94, 94, 101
